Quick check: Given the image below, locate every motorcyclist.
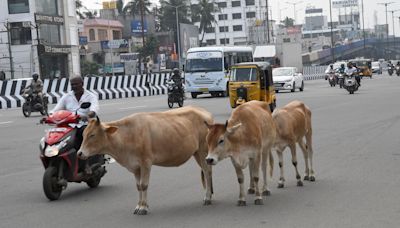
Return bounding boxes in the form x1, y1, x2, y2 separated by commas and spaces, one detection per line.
170, 68, 184, 94
345, 62, 361, 86
338, 63, 346, 74
50, 76, 99, 174
26, 72, 44, 104
388, 61, 394, 70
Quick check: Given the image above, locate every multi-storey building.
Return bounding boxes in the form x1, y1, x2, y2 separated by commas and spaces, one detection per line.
0, 0, 79, 79
190, 0, 271, 46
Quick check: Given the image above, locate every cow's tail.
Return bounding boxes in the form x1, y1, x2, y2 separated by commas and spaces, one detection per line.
269, 150, 274, 178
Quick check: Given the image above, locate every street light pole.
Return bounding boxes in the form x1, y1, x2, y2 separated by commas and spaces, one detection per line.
362, 0, 366, 57
165, 3, 185, 67
378, 2, 394, 56
390, 10, 400, 53
329, 0, 335, 63
285, 1, 302, 24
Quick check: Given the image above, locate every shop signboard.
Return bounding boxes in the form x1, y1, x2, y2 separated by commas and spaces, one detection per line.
332, 0, 358, 8
35, 13, 64, 25
131, 20, 147, 34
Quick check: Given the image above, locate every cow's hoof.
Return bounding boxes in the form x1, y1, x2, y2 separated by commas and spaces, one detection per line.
262, 190, 271, 196
304, 176, 310, 181
237, 200, 247, 206
203, 199, 212, 205
254, 199, 264, 205
133, 206, 140, 214
247, 188, 255, 194
278, 183, 284, 188
310, 176, 316, 182
297, 180, 304, 187
136, 209, 148, 215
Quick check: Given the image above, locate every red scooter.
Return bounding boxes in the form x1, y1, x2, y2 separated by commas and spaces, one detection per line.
39, 103, 107, 200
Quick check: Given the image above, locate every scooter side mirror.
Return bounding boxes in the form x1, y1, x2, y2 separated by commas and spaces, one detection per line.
80, 102, 91, 109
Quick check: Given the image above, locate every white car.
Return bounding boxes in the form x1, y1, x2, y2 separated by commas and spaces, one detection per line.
371, 61, 381, 74
273, 67, 304, 92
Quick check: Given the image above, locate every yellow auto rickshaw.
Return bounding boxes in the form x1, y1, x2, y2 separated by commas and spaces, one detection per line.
350, 58, 372, 78
228, 62, 276, 111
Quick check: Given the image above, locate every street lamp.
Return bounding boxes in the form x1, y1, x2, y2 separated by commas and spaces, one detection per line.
329, 0, 335, 63
389, 9, 400, 54
285, 1, 303, 24
378, 2, 395, 56
164, 3, 185, 67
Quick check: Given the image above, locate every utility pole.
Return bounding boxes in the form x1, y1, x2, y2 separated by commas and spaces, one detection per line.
329, 0, 335, 63
390, 10, 400, 55
5, 22, 15, 79
140, 0, 146, 46
378, 2, 394, 56
266, 0, 270, 43
362, 0, 366, 57
285, 1, 302, 24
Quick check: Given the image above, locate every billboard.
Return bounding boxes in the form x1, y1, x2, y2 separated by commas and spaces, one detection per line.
332, 0, 358, 8
179, 23, 199, 59
120, 53, 139, 62
131, 20, 147, 34
305, 8, 323, 14
103, 1, 117, 9
101, 39, 129, 49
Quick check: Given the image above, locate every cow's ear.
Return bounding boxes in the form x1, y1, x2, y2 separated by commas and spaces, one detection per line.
105, 126, 118, 134
204, 121, 213, 129
226, 123, 241, 134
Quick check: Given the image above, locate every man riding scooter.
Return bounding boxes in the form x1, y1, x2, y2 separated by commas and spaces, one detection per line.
345, 62, 361, 86
50, 76, 99, 174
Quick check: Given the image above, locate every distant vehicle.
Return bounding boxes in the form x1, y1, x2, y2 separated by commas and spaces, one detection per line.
184, 46, 253, 98
253, 43, 303, 71
273, 67, 304, 93
371, 61, 381, 74
349, 58, 372, 78
325, 61, 347, 80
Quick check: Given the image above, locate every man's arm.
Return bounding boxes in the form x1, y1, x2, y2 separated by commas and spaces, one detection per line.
50, 95, 66, 113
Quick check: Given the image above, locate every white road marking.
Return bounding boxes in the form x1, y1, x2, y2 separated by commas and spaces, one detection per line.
119, 105, 147, 110
0, 121, 13, 125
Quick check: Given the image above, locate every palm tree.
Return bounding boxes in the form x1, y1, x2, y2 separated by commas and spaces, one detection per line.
159, 0, 190, 32
281, 17, 294, 28
195, 0, 217, 45
123, 0, 152, 16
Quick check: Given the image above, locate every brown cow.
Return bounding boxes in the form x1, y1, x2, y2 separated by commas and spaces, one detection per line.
205, 100, 276, 206
272, 100, 315, 188
77, 106, 214, 215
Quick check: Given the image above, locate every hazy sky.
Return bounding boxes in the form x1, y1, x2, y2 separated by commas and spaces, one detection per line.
82, 0, 400, 36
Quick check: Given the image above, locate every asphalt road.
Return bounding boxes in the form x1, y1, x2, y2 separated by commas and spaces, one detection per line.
1, 74, 399, 228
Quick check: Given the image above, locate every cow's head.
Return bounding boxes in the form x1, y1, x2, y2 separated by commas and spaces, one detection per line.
77, 116, 118, 160
205, 120, 241, 165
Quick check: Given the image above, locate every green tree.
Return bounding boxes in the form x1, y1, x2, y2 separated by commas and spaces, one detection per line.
281, 17, 295, 28
194, 0, 217, 45
76, 0, 85, 19
137, 35, 159, 60
159, 0, 191, 32
81, 60, 101, 76
123, 0, 152, 16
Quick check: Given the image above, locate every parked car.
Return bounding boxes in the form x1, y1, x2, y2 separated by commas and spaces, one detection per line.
273, 67, 304, 92
371, 61, 381, 74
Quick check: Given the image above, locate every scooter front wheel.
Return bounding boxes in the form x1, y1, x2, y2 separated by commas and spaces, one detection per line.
43, 166, 62, 201
22, 103, 31, 117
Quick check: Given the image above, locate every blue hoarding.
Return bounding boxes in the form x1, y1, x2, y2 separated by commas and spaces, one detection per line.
131, 20, 147, 34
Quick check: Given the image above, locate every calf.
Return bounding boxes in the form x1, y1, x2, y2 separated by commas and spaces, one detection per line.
272, 100, 315, 188
77, 106, 214, 215
205, 101, 276, 206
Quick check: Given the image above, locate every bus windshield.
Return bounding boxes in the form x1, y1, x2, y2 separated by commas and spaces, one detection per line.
185, 58, 223, 72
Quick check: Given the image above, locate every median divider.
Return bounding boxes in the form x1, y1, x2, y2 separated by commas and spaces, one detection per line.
0, 68, 326, 109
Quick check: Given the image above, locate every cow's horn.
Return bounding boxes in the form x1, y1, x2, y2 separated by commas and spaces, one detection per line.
96, 116, 100, 124
224, 120, 229, 129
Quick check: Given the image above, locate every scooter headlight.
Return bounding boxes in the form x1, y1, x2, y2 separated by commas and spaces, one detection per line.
44, 136, 71, 157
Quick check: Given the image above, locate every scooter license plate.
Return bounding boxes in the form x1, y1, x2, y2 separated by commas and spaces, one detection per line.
48, 128, 68, 133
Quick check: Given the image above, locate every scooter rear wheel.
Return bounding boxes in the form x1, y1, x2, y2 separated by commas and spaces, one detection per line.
43, 166, 62, 200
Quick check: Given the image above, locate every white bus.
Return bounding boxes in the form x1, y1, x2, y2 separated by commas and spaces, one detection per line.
184, 46, 253, 98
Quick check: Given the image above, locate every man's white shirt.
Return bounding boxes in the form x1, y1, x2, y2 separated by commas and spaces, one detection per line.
51, 90, 99, 117
345, 67, 358, 75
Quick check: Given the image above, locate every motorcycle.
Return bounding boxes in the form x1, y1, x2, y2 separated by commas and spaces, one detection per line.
39, 102, 107, 201
388, 66, 394, 76
337, 72, 344, 88
343, 73, 359, 94
396, 66, 400, 76
328, 73, 336, 87
22, 85, 48, 117
167, 80, 184, 108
